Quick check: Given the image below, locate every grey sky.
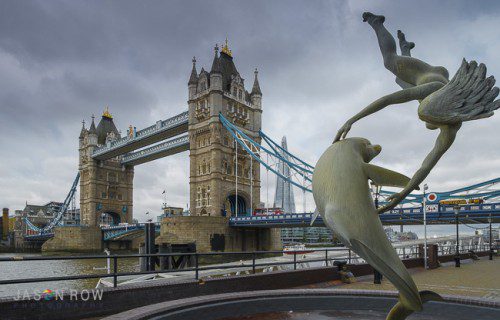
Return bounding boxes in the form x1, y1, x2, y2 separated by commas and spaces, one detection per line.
1, 0, 499, 224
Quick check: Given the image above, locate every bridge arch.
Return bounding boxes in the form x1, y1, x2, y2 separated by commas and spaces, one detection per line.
100, 211, 121, 226
224, 191, 250, 216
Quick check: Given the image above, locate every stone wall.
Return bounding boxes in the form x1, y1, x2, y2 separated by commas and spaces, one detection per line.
42, 226, 102, 252
156, 216, 282, 253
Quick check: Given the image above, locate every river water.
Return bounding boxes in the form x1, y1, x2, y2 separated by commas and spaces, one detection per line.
0, 252, 139, 298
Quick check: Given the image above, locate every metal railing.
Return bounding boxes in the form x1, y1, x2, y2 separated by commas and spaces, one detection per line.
0, 248, 360, 289
0, 245, 493, 290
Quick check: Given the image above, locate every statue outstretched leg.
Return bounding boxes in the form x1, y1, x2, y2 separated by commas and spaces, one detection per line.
396, 30, 415, 88
362, 12, 398, 72
397, 30, 415, 57
363, 12, 448, 86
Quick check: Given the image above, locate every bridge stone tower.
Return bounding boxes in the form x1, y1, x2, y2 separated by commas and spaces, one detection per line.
78, 110, 134, 226
188, 41, 262, 217
158, 41, 281, 253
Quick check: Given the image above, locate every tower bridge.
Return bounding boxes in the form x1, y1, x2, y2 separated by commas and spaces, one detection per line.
23, 41, 500, 253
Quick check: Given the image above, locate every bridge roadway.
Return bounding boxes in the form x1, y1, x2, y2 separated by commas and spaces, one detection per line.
230, 202, 500, 228
25, 202, 500, 242
92, 111, 188, 161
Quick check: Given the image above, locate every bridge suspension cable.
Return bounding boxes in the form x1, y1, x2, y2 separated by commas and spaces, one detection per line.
25, 173, 80, 234
219, 113, 313, 193
220, 112, 500, 217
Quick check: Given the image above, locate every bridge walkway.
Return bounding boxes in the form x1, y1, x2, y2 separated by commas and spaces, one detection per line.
92, 111, 188, 161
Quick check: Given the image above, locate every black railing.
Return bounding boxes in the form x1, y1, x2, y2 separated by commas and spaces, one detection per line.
1, 244, 486, 290
0, 248, 358, 288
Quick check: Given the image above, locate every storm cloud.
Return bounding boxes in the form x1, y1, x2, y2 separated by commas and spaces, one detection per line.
1, 0, 499, 228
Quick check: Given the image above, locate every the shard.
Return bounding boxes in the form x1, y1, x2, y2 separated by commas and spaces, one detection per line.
273, 136, 296, 213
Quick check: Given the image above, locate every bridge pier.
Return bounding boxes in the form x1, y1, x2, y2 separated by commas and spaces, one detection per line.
42, 226, 102, 252
156, 216, 281, 253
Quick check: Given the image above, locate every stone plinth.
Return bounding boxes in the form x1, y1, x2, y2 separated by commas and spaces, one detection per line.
156, 216, 281, 253
42, 226, 102, 252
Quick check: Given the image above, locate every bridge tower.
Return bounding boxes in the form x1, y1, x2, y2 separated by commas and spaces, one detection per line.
188, 41, 262, 217
158, 41, 280, 253
78, 110, 134, 226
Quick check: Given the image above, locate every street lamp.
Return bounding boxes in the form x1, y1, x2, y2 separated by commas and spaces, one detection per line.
454, 205, 460, 268
371, 182, 382, 284
423, 184, 428, 269
489, 214, 493, 261
371, 182, 380, 209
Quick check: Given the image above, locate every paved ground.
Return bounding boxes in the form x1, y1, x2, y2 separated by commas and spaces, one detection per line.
303, 257, 500, 301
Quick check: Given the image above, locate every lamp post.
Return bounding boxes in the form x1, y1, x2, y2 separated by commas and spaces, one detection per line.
371, 182, 382, 284
489, 214, 493, 261
423, 184, 428, 269
454, 205, 460, 267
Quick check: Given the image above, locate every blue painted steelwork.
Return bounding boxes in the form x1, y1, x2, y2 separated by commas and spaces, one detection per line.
24, 173, 80, 236
259, 130, 314, 170
121, 134, 189, 165
219, 113, 313, 191
24, 233, 54, 241
102, 223, 161, 241
223, 112, 500, 207
229, 202, 500, 228
378, 178, 500, 206
92, 111, 189, 160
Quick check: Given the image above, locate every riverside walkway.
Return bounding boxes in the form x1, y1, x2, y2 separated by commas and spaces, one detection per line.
307, 256, 499, 301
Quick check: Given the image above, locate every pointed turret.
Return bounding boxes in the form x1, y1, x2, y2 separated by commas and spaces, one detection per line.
79, 120, 86, 140
251, 68, 262, 96
210, 44, 222, 91
210, 45, 221, 74
188, 57, 198, 85
88, 115, 98, 146
96, 107, 120, 145
89, 115, 97, 134
251, 68, 262, 109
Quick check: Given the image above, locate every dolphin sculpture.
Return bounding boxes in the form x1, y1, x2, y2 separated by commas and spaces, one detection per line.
312, 137, 442, 320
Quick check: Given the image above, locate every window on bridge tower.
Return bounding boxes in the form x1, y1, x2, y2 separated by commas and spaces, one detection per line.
108, 173, 117, 183
207, 186, 211, 206
101, 192, 107, 199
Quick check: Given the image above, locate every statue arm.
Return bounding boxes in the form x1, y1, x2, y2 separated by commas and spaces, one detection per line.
334, 82, 444, 142
377, 124, 461, 213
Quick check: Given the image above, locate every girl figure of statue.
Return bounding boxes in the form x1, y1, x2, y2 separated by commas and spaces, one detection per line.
334, 12, 500, 213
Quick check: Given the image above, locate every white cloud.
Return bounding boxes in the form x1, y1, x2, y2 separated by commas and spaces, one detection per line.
0, 0, 499, 224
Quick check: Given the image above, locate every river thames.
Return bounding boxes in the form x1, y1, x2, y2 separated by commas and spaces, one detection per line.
0, 252, 139, 298
0, 223, 494, 298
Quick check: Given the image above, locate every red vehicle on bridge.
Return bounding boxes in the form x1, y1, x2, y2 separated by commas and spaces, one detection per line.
253, 208, 283, 216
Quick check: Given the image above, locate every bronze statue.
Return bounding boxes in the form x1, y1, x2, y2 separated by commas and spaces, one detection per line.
312, 137, 442, 320
334, 12, 500, 213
